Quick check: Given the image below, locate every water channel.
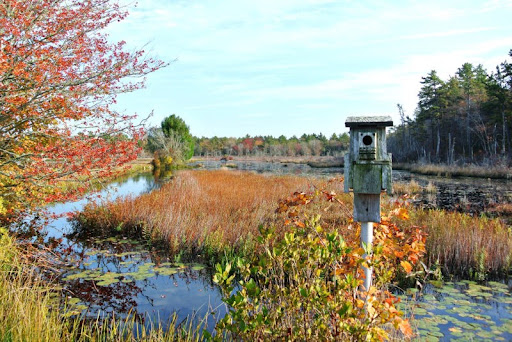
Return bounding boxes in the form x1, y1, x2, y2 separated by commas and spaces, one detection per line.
41, 161, 512, 340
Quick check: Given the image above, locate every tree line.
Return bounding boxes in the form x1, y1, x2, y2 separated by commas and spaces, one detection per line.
193, 133, 349, 158
388, 49, 512, 165
144, 115, 350, 162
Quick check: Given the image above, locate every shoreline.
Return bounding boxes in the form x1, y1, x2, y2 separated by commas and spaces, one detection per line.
149, 155, 512, 180
190, 155, 345, 168
393, 162, 512, 180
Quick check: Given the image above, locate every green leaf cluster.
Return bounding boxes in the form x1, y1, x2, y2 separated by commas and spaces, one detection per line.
210, 216, 410, 341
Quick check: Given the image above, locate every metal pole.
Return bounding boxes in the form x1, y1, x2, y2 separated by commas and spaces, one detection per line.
361, 221, 373, 291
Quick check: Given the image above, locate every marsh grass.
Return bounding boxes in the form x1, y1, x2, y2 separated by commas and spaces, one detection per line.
392, 180, 436, 196
408, 209, 512, 279
74, 170, 327, 261
393, 180, 423, 195
75, 170, 512, 279
394, 163, 512, 179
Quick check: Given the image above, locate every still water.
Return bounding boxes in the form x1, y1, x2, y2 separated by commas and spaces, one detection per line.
42, 161, 512, 339
45, 173, 225, 331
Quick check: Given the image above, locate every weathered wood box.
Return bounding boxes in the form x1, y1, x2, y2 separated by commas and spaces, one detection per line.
344, 116, 393, 222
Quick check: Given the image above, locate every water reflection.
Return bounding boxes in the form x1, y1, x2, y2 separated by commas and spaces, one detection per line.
40, 172, 225, 331
61, 237, 224, 330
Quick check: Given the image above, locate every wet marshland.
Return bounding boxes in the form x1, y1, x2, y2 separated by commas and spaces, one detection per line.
39, 161, 512, 340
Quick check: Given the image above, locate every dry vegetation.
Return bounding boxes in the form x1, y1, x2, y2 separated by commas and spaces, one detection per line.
75, 170, 512, 279
409, 209, 512, 279
394, 163, 512, 179
74, 170, 351, 261
393, 180, 437, 195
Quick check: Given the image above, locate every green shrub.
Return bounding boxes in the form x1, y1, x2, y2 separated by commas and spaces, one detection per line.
210, 207, 423, 341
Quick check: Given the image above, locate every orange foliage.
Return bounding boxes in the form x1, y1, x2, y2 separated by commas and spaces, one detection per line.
75, 170, 314, 254
0, 0, 166, 222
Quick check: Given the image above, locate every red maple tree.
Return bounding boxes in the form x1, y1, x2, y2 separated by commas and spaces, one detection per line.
0, 0, 166, 221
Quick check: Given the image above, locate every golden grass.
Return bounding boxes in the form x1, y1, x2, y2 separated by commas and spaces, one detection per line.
393, 180, 437, 196
409, 209, 512, 278
75, 170, 328, 259
393, 180, 423, 195
394, 163, 512, 179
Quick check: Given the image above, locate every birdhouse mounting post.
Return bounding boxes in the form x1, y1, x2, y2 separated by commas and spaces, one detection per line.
344, 116, 393, 292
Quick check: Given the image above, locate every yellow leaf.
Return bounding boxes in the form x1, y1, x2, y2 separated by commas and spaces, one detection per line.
354, 247, 365, 256
397, 208, 409, 220
401, 260, 413, 273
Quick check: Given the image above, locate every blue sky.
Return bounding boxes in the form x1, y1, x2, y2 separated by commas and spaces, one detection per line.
108, 0, 512, 138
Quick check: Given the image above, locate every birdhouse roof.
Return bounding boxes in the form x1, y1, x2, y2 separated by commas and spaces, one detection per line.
345, 116, 393, 128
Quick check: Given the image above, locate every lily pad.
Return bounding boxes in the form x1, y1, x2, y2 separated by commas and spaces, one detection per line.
64, 269, 102, 281
412, 307, 428, 316
154, 267, 179, 276
67, 297, 81, 305
114, 251, 141, 257
427, 330, 444, 338
85, 249, 109, 256
487, 281, 509, 290
191, 264, 206, 271
95, 272, 122, 286
96, 279, 120, 286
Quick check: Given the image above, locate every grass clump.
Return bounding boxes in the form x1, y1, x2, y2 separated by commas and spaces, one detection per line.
393, 180, 436, 195
393, 180, 423, 195
73, 170, 320, 262
407, 209, 512, 279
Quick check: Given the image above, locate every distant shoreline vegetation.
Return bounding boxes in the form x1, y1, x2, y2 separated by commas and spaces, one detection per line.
185, 155, 512, 179
393, 162, 512, 179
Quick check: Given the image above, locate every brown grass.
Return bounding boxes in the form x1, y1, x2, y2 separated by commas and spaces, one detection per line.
393, 180, 423, 195
74, 170, 325, 259
75, 169, 511, 279
393, 180, 436, 196
394, 163, 512, 179
409, 209, 512, 278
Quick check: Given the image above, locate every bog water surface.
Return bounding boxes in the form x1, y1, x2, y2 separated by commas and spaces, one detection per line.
44, 172, 225, 331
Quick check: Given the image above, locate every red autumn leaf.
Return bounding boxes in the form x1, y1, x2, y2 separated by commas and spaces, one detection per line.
0, 0, 166, 222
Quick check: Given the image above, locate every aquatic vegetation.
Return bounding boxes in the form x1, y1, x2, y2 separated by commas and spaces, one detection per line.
393, 180, 423, 195
394, 163, 512, 179
400, 281, 512, 341
73, 170, 317, 261
408, 208, 512, 279
0, 228, 210, 341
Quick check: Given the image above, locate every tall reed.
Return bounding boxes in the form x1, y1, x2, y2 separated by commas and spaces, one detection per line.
409, 209, 512, 278
74, 170, 318, 260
